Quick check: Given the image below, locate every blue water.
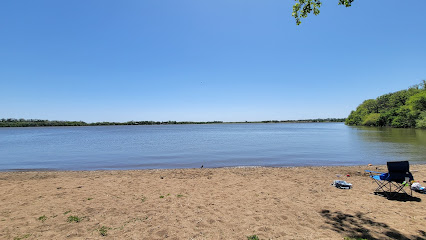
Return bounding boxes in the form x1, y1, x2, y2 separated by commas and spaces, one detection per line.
0, 123, 425, 171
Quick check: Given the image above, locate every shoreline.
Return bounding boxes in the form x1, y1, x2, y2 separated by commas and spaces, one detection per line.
2, 162, 426, 173
1, 165, 425, 239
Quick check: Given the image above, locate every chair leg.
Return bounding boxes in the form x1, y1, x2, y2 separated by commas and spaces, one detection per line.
371, 179, 412, 199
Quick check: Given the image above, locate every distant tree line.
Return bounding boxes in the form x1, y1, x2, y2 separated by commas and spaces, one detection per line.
0, 118, 345, 128
279, 118, 346, 123
0, 119, 225, 127
238, 118, 345, 123
345, 80, 426, 128
0, 118, 87, 127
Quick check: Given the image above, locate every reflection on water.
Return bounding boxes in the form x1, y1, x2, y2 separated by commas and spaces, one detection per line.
355, 126, 426, 144
350, 126, 426, 164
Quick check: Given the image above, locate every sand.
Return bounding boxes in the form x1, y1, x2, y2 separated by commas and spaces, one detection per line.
1, 165, 425, 240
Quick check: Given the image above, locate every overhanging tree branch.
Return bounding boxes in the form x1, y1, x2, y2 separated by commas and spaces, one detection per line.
292, 0, 354, 25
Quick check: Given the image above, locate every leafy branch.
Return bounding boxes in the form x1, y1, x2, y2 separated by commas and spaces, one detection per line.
292, 0, 354, 25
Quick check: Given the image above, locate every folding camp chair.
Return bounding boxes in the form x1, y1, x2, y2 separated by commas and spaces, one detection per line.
365, 161, 414, 199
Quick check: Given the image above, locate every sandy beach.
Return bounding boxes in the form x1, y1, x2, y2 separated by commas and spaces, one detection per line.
1, 165, 425, 240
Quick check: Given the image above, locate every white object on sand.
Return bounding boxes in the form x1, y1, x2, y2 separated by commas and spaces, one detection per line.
332, 180, 352, 189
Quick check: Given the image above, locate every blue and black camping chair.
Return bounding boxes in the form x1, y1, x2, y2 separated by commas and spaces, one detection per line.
365, 161, 414, 199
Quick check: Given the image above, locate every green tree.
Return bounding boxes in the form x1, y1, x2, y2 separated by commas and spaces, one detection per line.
407, 91, 426, 112
345, 99, 377, 125
362, 113, 380, 126
390, 107, 417, 128
346, 81, 426, 128
415, 111, 426, 129
292, 0, 354, 25
345, 110, 362, 125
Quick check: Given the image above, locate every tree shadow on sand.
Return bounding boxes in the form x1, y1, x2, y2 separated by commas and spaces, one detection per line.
320, 209, 425, 240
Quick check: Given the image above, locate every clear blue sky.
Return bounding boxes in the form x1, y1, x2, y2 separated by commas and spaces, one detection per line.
1, 1, 425, 122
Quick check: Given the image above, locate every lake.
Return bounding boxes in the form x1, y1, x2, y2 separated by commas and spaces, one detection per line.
0, 123, 425, 171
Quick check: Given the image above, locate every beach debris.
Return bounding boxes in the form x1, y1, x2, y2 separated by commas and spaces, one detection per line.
160, 176, 164, 179
368, 164, 373, 166
346, 174, 350, 177
411, 182, 426, 193
332, 180, 352, 189
336, 174, 342, 178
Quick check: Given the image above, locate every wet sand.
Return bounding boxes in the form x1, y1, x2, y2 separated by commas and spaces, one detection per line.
1, 165, 425, 239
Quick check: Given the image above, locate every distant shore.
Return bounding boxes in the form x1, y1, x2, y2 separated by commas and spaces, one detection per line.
1, 164, 425, 239
0, 118, 346, 127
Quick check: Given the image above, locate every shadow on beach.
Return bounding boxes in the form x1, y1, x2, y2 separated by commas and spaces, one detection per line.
372, 192, 422, 202
320, 209, 426, 240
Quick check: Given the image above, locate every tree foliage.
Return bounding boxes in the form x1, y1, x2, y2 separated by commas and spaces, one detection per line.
345, 81, 426, 128
292, 0, 354, 25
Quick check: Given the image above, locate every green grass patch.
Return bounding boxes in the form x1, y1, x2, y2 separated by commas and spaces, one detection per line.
176, 194, 184, 198
13, 234, 31, 240
159, 194, 171, 198
38, 215, 47, 222
67, 215, 82, 223
64, 210, 71, 215
140, 196, 146, 202
87, 198, 93, 200
247, 235, 259, 240
99, 226, 110, 236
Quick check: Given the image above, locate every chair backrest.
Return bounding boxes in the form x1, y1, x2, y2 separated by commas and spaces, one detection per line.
387, 161, 409, 173
387, 161, 413, 183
